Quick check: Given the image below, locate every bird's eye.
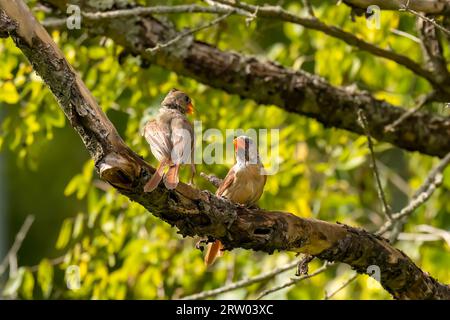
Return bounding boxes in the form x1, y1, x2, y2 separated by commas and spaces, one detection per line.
184, 96, 190, 103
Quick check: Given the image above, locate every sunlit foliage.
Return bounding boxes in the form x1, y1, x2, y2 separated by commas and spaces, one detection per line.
0, 0, 449, 300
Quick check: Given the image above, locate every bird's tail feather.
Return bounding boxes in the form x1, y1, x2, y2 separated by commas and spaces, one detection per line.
204, 240, 223, 266
144, 160, 166, 192
164, 164, 180, 189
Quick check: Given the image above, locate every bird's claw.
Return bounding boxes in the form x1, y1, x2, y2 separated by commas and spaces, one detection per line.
195, 238, 209, 251
188, 180, 196, 188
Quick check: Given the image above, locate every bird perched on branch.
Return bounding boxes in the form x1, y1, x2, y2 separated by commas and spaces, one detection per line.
204, 136, 267, 266
143, 89, 195, 192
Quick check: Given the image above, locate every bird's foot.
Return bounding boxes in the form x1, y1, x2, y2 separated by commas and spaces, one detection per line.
195, 238, 209, 252
187, 179, 196, 188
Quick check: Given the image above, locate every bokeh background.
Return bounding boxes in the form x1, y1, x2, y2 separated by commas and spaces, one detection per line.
0, 0, 449, 299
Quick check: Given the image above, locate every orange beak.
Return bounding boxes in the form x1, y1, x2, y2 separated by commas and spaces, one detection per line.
233, 138, 245, 151
187, 102, 194, 115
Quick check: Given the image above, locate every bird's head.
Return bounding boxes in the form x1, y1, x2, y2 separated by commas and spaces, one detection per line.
233, 135, 260, 164
161, 88, 194, 115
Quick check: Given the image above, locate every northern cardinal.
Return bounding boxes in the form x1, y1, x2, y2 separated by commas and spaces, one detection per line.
143, 89, 195, 192
204, 135, 267, 266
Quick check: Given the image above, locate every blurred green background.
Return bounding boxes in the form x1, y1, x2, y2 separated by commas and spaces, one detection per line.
0, 0, 449, 299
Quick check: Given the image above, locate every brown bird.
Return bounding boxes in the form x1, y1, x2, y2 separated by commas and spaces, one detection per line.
204, 135, 267, 266
143, 89, 195, 192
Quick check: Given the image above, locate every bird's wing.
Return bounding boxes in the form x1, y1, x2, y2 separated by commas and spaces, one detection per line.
247, 168, 267, 205
143, 119, 172, 161
170, 116, 194, 165
216, 166, 236, 197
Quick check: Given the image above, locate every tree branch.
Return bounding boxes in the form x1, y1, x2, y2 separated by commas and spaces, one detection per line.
41, 0, 450, 158
210, 0, 441, 88
384, 92, 435, 132
41, 1, 438, 86
324, 273, 358, 300
146, 12, 231, 53
81, 4, 245, 19
417, 13, 450, 82
1, 0, 450, 300
402, 4, 450, 36
0, 215, 35, 277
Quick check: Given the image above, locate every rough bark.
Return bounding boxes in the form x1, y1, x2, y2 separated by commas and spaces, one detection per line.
212, 0, 444, 89
42, 0, 450, 158
1, 0, 449, 300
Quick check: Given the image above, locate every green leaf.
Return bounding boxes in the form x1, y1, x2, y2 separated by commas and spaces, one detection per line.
88, 46, 106, 60
56, 219, 73, 249
64, 176, 81, 197
336, 155, 366, 171
20, 268, 35, 300
0, 81, 20, 104
72, 213, 84, 239
37, 259, 53, 299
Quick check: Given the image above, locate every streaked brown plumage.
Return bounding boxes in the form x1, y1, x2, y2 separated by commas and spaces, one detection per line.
143, 89, 195, 192
204, 136, 267, 266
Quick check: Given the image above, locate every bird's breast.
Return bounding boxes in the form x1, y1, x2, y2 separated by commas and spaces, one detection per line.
222, 164, 266, 205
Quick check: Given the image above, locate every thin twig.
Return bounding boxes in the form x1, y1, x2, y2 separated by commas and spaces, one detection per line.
415, 225, 450, 247
413, 153, 450, 198
256, 262, 331, 300
244, 4, 259, 26
376, 160, 412, 197
377, 175, 441, 235
302, 0, 315, 17
200, 172, 223, 188
400, 5, 450, 36
181, 260, 299, 300
393, 175, 442, 222
27, 256, 65, 273
385, 92, 435, 132
397, 232, 448, 243
324, 273, 358, 300
0, 215, 35, 277
146, 12, 232, 53
82, 4, 243, 19
41, 17, 66, 28
390, 28, 421, 43
377, 152, 450, 235
357, 109, 392, 220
